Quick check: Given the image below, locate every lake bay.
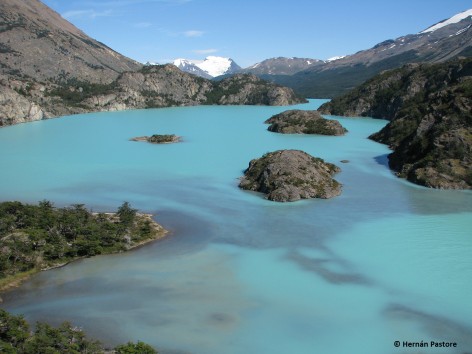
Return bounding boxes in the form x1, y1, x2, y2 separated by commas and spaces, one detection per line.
0, 100, 471, 353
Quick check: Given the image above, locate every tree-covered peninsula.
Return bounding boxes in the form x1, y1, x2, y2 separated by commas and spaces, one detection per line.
0, 201, 167, 291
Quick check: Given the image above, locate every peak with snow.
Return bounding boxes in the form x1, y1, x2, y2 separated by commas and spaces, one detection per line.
196, 56, 241, 77
173, 58, 194, 67
171, 56, 241, 78
420, 8, 472, 34
325, 55, 347, 62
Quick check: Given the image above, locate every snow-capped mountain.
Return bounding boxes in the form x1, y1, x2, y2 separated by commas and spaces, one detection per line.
172, 58, 213, 79
420, 8, 472, 33
197, 56, 241, 77
172, 56, 241, 78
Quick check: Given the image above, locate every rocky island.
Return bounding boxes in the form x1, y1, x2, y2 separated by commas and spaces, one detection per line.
265, 110, 347, 135
131, 134, 181, 144
318, 58, 472, 189
239, 150, 342, 202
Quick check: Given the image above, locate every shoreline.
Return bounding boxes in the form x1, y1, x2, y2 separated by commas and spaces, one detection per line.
0, 212, 168, 295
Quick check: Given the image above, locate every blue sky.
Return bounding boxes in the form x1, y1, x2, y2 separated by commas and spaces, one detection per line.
42, 0, 471, 67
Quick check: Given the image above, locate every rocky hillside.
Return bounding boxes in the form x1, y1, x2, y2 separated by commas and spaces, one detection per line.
239, 150, 342, 202
319, 58, 472, 189
265, 110, 347, 135
206, 74, 306, 106
0, 0, 141, 84
51, 68, 304, 113
0, 0, 303, 127
256, 9, 472, 98
0, 0, 141, 125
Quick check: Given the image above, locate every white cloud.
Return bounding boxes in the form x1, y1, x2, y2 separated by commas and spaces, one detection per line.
62, 9, 112, 20
64, 0, 192, 21
193, 49, 218, 55
82, 0, 191, 7
184, 30, 204, 37
134, 22, 153, 28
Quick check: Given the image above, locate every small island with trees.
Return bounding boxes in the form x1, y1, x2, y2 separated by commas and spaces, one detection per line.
265, 110, 347, 136
130, 134, 181, 144
239, 150, 342, 202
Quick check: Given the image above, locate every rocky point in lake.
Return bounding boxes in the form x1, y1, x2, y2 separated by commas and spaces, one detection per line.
239, 150, 342, 202
264, 110, 347, 135
130, 134, 181, 144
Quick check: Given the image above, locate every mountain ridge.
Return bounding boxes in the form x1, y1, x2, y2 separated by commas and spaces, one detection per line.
241, 57, 324, 76
242, 9, 472, 98
0, 0, 141, 83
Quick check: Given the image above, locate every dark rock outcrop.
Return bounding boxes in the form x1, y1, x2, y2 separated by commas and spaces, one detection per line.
239, 150, 342, 202
265, 110, 347, 135
318, 58, 472, 189
130, 134, 180, 144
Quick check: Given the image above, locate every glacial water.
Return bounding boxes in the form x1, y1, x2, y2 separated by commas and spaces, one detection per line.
0, 100, 471, 354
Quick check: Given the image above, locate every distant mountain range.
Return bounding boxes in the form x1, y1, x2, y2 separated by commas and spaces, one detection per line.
168, 56, 336, 78
249, 9, 472, 98
169, 9, 472, 98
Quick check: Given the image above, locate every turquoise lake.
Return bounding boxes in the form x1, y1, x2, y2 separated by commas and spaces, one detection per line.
0, 100, 471, 353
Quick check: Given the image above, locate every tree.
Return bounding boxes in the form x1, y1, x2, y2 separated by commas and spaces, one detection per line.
0, 309, 29, 349
139, 219, 152, 237
37, 200, 55, 228
114, 341, 157, 354
23, 321, 103, 354
0, 309, 158, 354
116, 202, 137, 228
